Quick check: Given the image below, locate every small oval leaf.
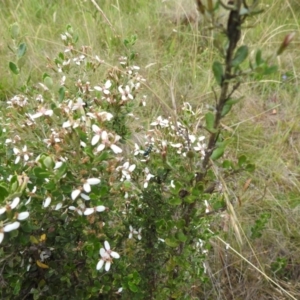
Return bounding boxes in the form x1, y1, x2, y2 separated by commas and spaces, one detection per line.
212, 61, 223, 86
9, 62, 19, 75
211, 147, 224, 161
17, 43, 27, 58
232, 45, 249, 67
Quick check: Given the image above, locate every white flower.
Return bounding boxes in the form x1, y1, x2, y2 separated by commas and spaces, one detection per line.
84, 205, 106, 216
143, 168, 155, 188
91, 124, 102, 146
128, 226, 142, 240
0, 197, 20, 215
0, 221, 21, 244
94, 80, 112, 95
96, 131, 122, 154
116, 162, 136, 181
118, 85, 133, 101
83, 178, 101, 193
129, 225, 137, 239
69, 204, 85, 216
30, 107, 53, 119
194, 136, 206, 158
96, 241, 120, 272
13, 146, 31, 164
150, 116, 169, 128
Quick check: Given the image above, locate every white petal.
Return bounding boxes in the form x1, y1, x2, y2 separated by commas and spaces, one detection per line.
96, 206, 105, 212
54, 161, 63, 169
10, 197, 20, 209
71, 189, 81, 200
62, 120, 71, 128
84, 208, 94, 215
80, 193, 90, 201
94, 86, 102, 91
110, 251, 120, 259
15, 156, 21, 164
69, 206, 76, 210
87, 178, 101, 185
0, 232, 4, 244
129, 233, 133, 239
110, 144, 122, 154
92, 124, 101, 133
43, 197, 51, 208
105, 80, 112, 89
96, 144, 105, 152
83, 183, 91, 193
100, 248, 106, 257
0, 207, 6, 215
105, 261, 111, 271
104, 241, 110, 251
4, 221, 20, 232
17, 212, 29, 220
55, 203, 63, 210
96, 259, 104, 270
91, 134, 100, 146
129, 164, 136, 172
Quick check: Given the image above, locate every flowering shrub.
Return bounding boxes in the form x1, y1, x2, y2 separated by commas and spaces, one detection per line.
1, 1, 294, 298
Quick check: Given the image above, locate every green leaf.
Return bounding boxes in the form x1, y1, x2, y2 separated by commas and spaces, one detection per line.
44, 181, 57, 190
43, 156, 54, 170
33, 167, 50, 179
263, 65, 278, 75
58, 87, 65, 102
17, 43, 27, 58
245, 163, 255, 172
128, 282, 139, 293
44, 76, 53, 88
212, 61, 223, 86
13, 280, 21, 295
221, 103, 232, 117
10, 23, 19, 39
226, 97, 243, 105
58, 52, 65, 60
176, 231, 187, 242
210, 147, 224, 161
238, 155, 247, 167
0, 185, 9, 201
165, 237, 179, 248
232, 45, 249, 67
222, 160, 233, 169
169, 197, 182, 206
255, 49, 263, 66
205, 112, 216, 132
9, 61, 19, 75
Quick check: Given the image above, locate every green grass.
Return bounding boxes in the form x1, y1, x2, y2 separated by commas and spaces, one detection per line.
1, 0, 300, 298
